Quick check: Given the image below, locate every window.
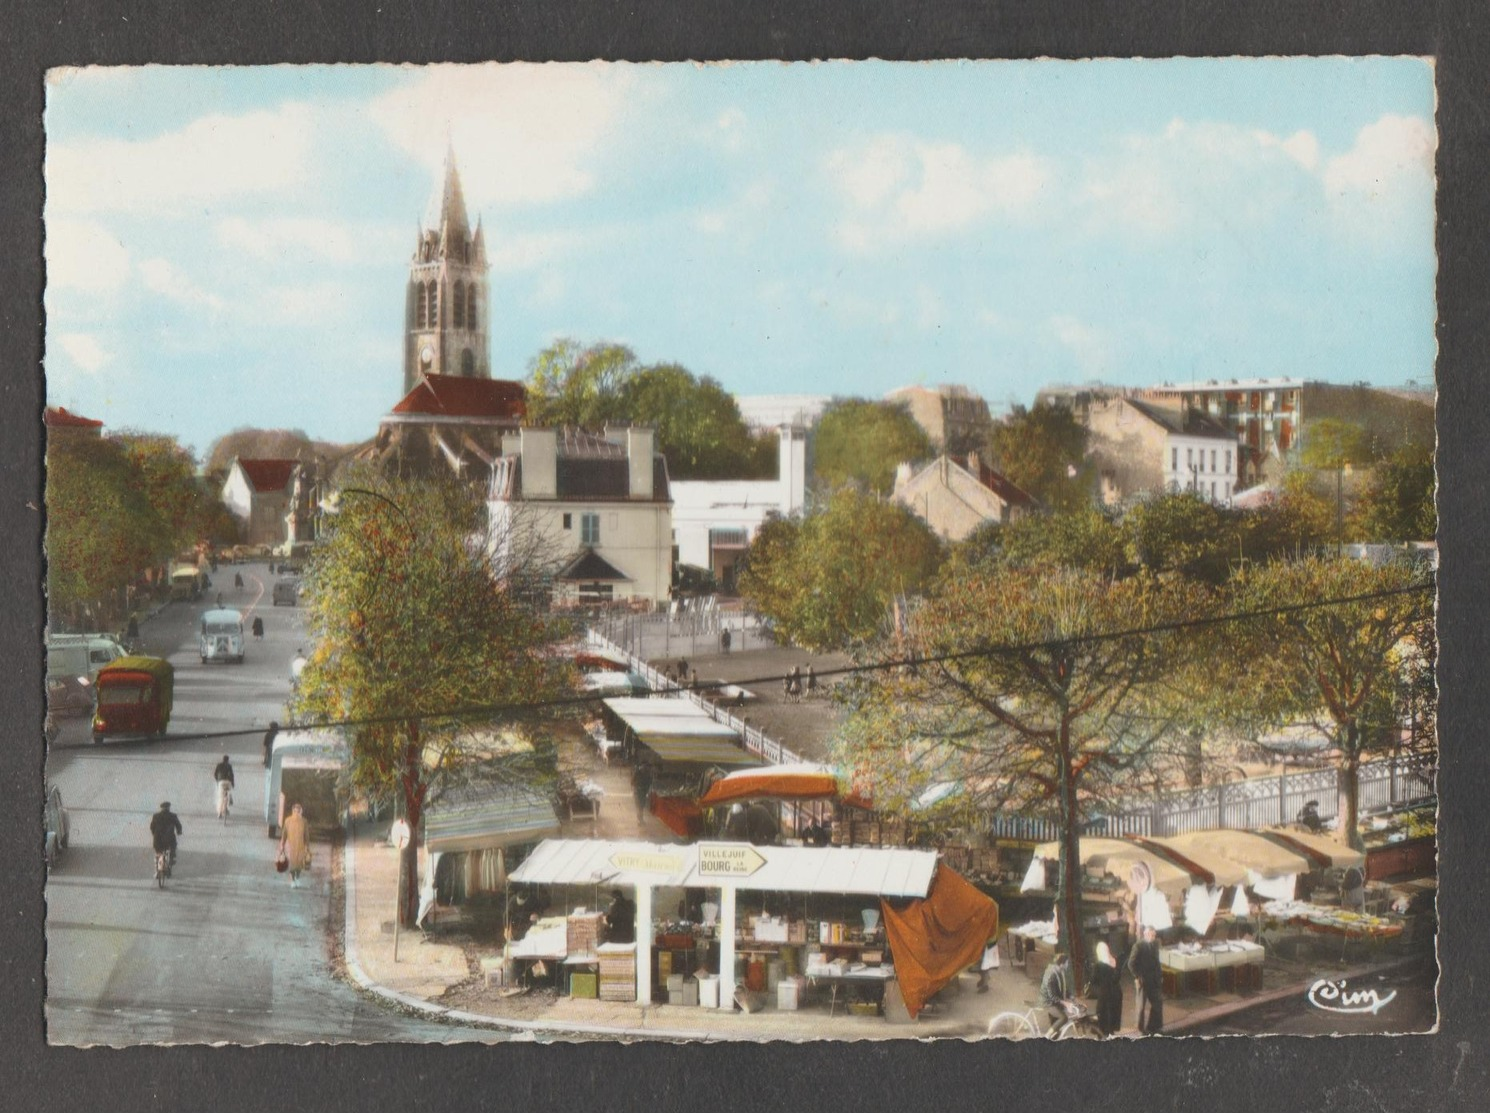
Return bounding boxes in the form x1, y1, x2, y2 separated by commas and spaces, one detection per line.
1171, 447, 1178, 471
467, 285, 477, 330
562, 513, 572, 529
461, 348, 475, 376
1211, 481, 1217, 500
1186, 448, 1193, 468
453, 280, 465, 327
1225, 450, 1232, 474
427, 281, 439, 326
581, 513, 600, 545
415, 283, 429, 329
1210, 449, 1217, 472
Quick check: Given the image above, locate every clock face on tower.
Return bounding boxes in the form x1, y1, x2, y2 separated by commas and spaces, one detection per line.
420, 344, 434, 367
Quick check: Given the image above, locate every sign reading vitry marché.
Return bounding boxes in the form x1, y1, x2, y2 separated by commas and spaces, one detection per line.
697, 843, 766, 878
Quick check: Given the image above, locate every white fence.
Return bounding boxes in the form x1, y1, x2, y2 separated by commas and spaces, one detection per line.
587, 630, 1436, 842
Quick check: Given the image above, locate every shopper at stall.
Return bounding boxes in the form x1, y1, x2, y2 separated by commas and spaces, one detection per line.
605, 888, 637, 944
1088, 941, 1124, 1037
1128, 925, 1164, 1034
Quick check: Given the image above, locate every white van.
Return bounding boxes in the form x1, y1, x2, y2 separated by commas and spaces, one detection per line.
46, 634, 126, 715
265, 730, 349, 837
198, 608, 246, 664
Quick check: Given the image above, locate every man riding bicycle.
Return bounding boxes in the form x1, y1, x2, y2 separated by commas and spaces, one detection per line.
213, 754, 236, 820
1038, 952, 1076, 1035
149, 802, 182, 876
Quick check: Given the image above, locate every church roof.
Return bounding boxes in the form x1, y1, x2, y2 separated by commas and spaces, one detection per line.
44, 406, 104, 429
235, 458, 299, 493
424, 144, 471, 245
391, 374, 527, 421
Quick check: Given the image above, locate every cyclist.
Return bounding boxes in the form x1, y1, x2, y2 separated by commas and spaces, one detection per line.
1038, 952, 1075, 1035
149, 801, 183, 877
213, 754, 235, 821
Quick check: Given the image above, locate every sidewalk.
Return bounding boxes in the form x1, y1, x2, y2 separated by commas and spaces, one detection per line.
338, 816, 1417, 1040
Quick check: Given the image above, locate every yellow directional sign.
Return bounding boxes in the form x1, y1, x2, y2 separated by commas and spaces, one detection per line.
698, 843, 766, 878
610, 851, 683, 875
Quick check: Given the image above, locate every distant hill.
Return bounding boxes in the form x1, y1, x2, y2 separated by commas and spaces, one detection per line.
1300, 383, 1435, 458
203, 428, 358, 477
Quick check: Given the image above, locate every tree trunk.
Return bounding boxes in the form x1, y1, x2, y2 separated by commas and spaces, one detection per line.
399, 725, 425, 928
1339, 748, 1364, 853
1057, 718, 1085, 991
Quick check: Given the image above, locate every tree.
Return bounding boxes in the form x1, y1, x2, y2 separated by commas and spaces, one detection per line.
116, 432, 207, 563
1299, 418, 1376, 471
988, 403, 1091, 512
616, 363, 772, 480
737, 489, 944, 652
1123, 491, 1240, 583
1354, 443, 1436, 542
1233, 557, 1433, 851
292, 470, 575, 925
957, 506, 1126, 578
833, 564, 1210, 985
524, 339, 637, 429
1237, 471, 1336, 563
812, 398, 933, 495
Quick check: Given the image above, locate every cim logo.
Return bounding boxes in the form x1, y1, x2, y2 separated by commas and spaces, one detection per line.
1306, 978, 1397, 1016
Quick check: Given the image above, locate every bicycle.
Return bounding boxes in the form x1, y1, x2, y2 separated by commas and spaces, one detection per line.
154, 846, 175, 889
987, 998, 1102, 1040
216, 780, 233, 823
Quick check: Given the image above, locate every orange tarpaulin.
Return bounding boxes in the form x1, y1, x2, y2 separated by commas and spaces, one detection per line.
880, 866, 999, 1020
697, 763, 872, 809
650, 794, 704, 839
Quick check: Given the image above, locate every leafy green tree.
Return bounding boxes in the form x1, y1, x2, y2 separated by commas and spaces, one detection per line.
293, 470, 575, 924
617, 363, 771, 480
957, 506, 1126, 578
1237, 471, 1337, 563
812, 398, 933, 495
1124, 491, 1240, 583
1354, 444, 1436, 542
1233, 557, 1433, 851
524, 339, 637, 429
833, 565, 1211, 985
1300, 417, 1376, 470
737, 489, 944, 651
116, 432, 207, 563
988, 403, 1091, 512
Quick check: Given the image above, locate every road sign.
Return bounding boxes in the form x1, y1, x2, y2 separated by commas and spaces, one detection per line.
610, 851, 683, 875
390, 819, 411, 850
698, 843, 766, 878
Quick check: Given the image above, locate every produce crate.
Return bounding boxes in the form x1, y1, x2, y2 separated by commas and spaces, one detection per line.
570, 973, 598, 999
599, 976, 635, 1002
567, 912, 605, 954
849, 1001, 879, 1017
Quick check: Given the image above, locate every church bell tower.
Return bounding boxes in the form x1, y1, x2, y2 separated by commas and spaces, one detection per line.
404, 146, 491, 395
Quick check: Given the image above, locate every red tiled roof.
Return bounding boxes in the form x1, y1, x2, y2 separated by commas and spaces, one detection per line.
392, 374, 527, 420
972, 460, 1036, 507
237, 458, 298, 493
44, 406, 103, 429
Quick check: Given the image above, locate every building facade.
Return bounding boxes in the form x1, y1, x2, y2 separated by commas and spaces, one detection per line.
404, 147, 491, 395
669, 425, 808, 590
353, 373, 527, 484
892, 452, 1035, 541
487, 426, 673, 606
884, 383, 993, 454
1084, 398, 1237, 506
221, 458, 302, 546
1137, 378, 1303, 488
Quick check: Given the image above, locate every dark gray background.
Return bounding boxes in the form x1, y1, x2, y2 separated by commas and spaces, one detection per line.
3, 3, 1484, 1110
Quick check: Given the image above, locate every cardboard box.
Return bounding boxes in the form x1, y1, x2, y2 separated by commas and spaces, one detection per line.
658, 951, 673, 979
787, 920, 807, 944
777, 980, 801, 1011
681, 980, 699, 1006
667, 973, 685, 994
698, 975, 720, 1009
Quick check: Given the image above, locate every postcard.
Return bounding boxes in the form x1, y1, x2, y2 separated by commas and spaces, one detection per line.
41, 59, 1438, 1047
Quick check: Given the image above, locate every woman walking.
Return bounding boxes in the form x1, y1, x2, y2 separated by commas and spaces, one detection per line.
1089, 941, 1124, 1037
279, 802, 312, 888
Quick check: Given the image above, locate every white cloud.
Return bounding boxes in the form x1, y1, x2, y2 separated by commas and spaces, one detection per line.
45, 218, 130, 293
914, 285, 946, 331
1049, 314, 1110, 375
487, 229, 591, 273
368, 63, 640, 209
216, 216, 400, 265
253, 280, 352, 328
45, 103, 317, 216
827, 134, 1051, 251
1323, 114, 1435, 202
139, 258, 225, 311
692, 179, 776, 236
55, 332, 111, 373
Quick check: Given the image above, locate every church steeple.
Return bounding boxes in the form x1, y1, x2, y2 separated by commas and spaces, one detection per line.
404, 146, 491, 395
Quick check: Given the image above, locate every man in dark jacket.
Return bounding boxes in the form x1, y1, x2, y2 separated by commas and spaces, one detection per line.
1038, 952, 1074, 1034
263, 721, 280, 768
605, 889, 637, 944
1127, 925, 1164, 1034
149, 802, 183, 872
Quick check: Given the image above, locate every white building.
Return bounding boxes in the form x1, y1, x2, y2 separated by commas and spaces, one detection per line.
221, 457, 302, 546
669, 425, 808, 590
1085, 398, 1237, 506
487, 426, 673, 606
892, 452, 1034, 541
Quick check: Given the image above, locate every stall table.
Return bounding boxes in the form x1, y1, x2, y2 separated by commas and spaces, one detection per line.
805, 958, 896, 1016
1160, 941, 1264, 996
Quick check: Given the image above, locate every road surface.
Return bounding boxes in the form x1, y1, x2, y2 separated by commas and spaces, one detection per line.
44, 563, 509, 1046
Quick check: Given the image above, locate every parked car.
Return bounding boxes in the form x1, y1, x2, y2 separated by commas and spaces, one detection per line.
44, 783, 70, 866
272, 579, 299, 607
46, 633, 126, 716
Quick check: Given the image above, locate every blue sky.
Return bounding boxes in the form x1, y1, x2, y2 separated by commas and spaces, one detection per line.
44, 60, 1437, 459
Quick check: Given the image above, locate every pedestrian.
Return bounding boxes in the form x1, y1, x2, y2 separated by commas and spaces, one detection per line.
675, 658, 688, 684
804, 663, 816, 699
631, 762, 654, 824
1038, 952, 1074, 1035
290, 647, 308, 688
690, 668, 699, 691
213, 754, 236, 821
125, 614, 140, 646
278, 802, 312, 888
604, 888, 637, 944
1128, 925, 1164, 1034
215, 592, 224, 608
262, 720, 280, 768
252, 615, 264, 640
720, 627, 732, 653
1089, 940, 1124, 1037
974, 933, 1000, 993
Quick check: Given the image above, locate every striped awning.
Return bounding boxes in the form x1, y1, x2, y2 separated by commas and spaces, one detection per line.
602, 696, 756, 766
424, 783, 561, 854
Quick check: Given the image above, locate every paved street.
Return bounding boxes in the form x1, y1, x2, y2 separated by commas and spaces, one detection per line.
44, 564, 509, 1045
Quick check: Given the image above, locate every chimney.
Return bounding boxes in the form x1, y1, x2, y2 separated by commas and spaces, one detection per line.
602, 423, 628, 447
519, 428, 557, 498
965, 451, 981, 475
894, 461, 914, 491
779, 424, 807, 513
626, 427, 655, 500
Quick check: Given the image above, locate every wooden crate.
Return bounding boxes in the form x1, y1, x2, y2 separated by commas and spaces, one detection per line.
570, 973, 598, 999
567, 912, 605, 954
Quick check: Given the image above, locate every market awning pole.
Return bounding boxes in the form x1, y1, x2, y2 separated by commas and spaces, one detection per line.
718, 885, 737, 1011
636, 884, 654, 1006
